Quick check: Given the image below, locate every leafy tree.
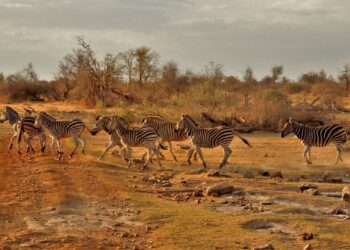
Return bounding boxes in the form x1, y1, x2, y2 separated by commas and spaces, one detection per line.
133, 47, 159, 88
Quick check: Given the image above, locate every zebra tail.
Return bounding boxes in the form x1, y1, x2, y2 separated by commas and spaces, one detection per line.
233, 132, 251, 147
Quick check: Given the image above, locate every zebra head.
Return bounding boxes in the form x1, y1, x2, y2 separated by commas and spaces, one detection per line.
0, 106, 18, 124
92, 116, 112, 134
176, 114, 198, 135
34, 111, 45, 128
281, 118, 296, 138
0, 107, 8, 123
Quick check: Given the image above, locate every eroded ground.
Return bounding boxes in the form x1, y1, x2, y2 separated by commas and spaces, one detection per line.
1, 105, 350, 249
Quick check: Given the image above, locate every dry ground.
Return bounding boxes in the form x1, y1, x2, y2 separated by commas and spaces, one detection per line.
1, 103, 350, 249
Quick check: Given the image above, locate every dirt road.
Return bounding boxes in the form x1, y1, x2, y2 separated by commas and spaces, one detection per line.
0, 135, 146, 249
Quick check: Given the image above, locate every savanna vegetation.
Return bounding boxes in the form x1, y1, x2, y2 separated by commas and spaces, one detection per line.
1, 37, 350, 132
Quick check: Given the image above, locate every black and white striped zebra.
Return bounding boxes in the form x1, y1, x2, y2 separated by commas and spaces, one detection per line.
142, 115, 194, 161
30, 111, 94, 160
281, 118, 347, 164
92, 116, 128, 160
175, 114, 251, 169
0, 106, 46, 154
108, 116, 163, 169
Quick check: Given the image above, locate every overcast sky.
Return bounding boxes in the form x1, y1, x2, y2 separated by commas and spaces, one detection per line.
0, 0, 349, 80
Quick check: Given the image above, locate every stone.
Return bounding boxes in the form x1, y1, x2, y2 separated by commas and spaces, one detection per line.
304, 188, 319, 196
270, 171, 283, 179
342, 186, 350, 202
301, 232, 314, 241
207, 170, 221, 177
303, 244, 312, 250
193, 189, 204, 197
299, 184, 318, 193
205, 183, 234, 196
252, 243, 274, 250
243, 170, 254, 179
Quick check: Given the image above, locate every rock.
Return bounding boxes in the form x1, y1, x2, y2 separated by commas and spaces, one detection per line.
252, 243, 274, 250
329, 208, 347, 215
303, 244, 312, 250
243, 170, 254, 179
270, 171, 283, 179
299, 184, 318, 193
304, 188, 319, 196
260, 171, 270, 177
205, 183, 234, 196
193, 189, 204, 197
207, 170, 221, 177
301, 232, 314, 241
342, 186, 350, 202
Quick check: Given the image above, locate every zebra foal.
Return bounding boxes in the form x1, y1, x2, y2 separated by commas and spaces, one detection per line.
31, 111, 94, 160
175, 114, 251, 169
108, 116, 162, 169
0, 106, 46, 154
281, 118, 347, 165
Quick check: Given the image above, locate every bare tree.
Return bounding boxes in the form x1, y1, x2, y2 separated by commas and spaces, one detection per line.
118, 49, 136, 90
339, 64, 350, 95
204, 61, 224, 94
76, 37, 121, 106
6, 62, 38, 84
271, 65, 283, 84
133, 47, 159, 88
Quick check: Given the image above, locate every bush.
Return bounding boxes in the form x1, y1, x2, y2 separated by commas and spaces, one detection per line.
286, 83, 304, 94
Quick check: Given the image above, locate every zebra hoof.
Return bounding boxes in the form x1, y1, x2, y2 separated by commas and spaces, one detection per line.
41, 146, 45, 153
187, 159, 192, 165
17, 151, 22, 155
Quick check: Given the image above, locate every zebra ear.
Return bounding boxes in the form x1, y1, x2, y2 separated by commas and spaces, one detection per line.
288, 118, 294, 123
95, 116, 101, 121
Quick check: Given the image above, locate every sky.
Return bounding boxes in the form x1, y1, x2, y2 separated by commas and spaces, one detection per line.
0, 0, 349, 80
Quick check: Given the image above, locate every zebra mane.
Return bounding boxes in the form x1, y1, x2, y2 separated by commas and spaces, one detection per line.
183, 115, 199, 127
5, 106, 19, 117
144, 116, 167, 122
40, 111, 56, 121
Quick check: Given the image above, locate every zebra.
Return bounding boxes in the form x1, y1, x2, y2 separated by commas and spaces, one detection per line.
281, 118, 347, 165
175, 114, 251, 169
108, 116, 163, 169
29, 111, 94, 160
142, 115, 197, 161
92, 116, 128, 161
0, 106, 46, 154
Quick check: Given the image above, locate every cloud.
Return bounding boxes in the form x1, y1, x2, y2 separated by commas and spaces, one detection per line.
0, 0, 349, 80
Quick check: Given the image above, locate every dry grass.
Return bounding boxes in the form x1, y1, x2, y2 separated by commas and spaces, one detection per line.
2, 102, 350, 249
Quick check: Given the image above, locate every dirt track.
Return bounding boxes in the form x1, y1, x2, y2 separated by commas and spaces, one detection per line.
0, 135, 146, 249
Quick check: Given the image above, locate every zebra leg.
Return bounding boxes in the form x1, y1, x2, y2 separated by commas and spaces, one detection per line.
187, 147, 195, 165
304, 146, 312, 165
168, 141, 177, 161
26, 135, 35, 153
153, 145, 162, 168
39, 132, 46, 153
142, 147, 152, 170
126, 146, 132, 168
335, 144, 343, 164
195, 146, 207, 169
79, 138, 86, 154
9, 131, 17, 150
219, 147, 232, 169
98, 141, 117, 160
68, 137, 80, 159
55, 138, 64, 160
193, 151, 198, 161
